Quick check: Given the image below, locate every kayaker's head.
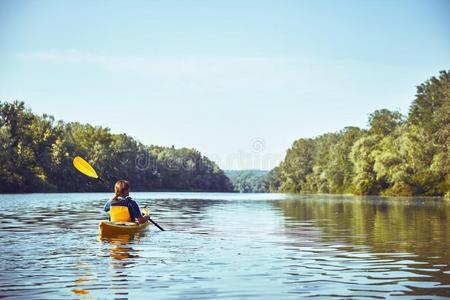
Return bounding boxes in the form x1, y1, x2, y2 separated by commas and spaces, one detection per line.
113, 179, 130, 200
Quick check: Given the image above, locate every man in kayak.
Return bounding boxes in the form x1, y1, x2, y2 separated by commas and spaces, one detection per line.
104, 180, 149, 224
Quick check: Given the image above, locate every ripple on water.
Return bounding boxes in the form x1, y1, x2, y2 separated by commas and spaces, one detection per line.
0, 193, 449, 299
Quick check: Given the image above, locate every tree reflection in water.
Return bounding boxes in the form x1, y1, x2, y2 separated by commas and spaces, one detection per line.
275, 195, 450, 297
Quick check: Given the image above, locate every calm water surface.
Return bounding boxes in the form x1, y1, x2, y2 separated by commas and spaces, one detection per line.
0, 193, 449, 299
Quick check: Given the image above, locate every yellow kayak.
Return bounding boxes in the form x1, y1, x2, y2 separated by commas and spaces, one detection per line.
99, 208, 150, 236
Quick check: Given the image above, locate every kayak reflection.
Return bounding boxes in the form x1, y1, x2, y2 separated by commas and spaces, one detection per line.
100, 233, 147, 298
100, 233, 143, 262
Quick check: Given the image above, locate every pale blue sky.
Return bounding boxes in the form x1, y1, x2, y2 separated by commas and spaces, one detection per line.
1, 0, 449, 169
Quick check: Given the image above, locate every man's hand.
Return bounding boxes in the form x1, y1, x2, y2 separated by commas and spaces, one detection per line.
136, 215, 149, 224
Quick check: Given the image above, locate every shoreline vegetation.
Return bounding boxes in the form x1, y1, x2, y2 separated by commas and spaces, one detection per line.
225, 170, 269, 193
265, 70, 450, 198
1, 71, 449, 197
0, 102, 233, 193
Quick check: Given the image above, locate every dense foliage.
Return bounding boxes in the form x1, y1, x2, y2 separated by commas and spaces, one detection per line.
225, 170, 269, 193
267, 71, 450, 197
0, 102, 233, 193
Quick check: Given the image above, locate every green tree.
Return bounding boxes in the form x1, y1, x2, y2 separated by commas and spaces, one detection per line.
368, 109, 403, 136
0, 101, 233, 193
327, 127, 364, 193
271, 71, 449, 197
350, 134, 383, 194
278, 138, 315, 193
225, 170, 269, 193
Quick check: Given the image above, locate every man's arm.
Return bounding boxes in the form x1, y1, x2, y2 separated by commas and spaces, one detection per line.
104, 200, 111, 212
130, 200, 149, 224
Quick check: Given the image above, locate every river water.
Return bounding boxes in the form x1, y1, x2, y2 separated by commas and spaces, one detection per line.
0, 193, 449, 299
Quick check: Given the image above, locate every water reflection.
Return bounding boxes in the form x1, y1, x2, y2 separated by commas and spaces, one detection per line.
100, 233, 148, 299
71, 276, 91, 297
275, 195, 450, 297
101, 234, 140, 262
69, 263, 95, 298
0, 193, 449, 299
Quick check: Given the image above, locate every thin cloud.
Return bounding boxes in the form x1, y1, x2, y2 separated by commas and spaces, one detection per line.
18, 49, 357, 94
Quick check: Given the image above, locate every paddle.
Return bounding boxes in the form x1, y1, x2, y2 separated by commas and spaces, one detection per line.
73, 156, 104, 182
73, 156, 165, 231
145, 210, 165, 231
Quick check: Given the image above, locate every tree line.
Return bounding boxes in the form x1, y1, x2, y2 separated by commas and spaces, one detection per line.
225, 170, 269, 193
0, 101, 233, 193
266, 70, 450, 197
2, 71, 448, 195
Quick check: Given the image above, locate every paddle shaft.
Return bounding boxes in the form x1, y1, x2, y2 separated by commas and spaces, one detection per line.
148, 217, 165, 231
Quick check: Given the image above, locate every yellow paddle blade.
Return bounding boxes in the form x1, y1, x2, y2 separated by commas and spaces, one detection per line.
73, 156, 99, 179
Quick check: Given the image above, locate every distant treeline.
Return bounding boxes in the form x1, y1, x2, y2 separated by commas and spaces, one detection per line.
0, 101, 233, 193
266, 70, 450, 197
225, 170, 269, 193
